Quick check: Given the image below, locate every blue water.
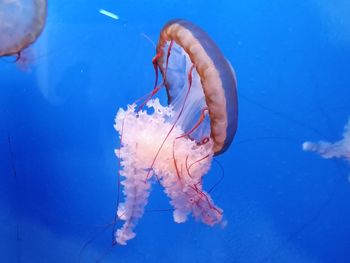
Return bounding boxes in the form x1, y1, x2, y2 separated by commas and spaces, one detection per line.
1, 0, 350, 262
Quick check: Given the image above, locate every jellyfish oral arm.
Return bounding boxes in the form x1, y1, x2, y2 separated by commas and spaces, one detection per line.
303, 118, 350, 162
114, 100, 222, 245
115, 166, 151, 245
302, 141, 349, 159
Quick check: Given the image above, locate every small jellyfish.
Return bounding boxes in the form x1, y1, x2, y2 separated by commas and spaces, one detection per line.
303, 118, 350, 162
0, 0, 47, 58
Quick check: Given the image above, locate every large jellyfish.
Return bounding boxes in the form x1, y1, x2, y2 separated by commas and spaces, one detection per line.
303, 118, 350, 162
114, 19, 238, 245
0, 0, 47, 57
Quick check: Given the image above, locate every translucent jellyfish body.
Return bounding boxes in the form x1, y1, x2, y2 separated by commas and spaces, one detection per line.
0, 0, 47, 56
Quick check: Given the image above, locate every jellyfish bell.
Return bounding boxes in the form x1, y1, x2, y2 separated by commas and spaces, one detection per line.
156, 19, 238, 154
114, 19, 238, 245
0, 0, 47, 63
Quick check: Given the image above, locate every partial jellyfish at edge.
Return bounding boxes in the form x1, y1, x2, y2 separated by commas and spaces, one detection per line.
0, 0, 47, 60
113, 19, 238, 245
303, 117, 350, 162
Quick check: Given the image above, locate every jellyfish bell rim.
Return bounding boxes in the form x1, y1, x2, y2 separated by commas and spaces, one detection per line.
155, 19, 238, 155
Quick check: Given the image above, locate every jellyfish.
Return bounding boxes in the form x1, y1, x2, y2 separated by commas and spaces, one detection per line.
303, 118, 350, 162
0, 0, 47, 59
114, 19, 238, 245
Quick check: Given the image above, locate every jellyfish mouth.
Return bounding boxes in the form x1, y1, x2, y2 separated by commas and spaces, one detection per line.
113, 98, 223, 245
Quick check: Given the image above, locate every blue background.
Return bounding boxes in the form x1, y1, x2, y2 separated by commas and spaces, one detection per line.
1, 0, 350, 262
